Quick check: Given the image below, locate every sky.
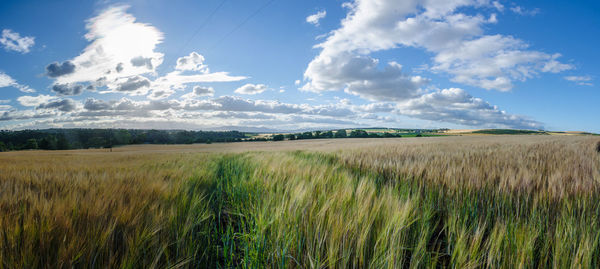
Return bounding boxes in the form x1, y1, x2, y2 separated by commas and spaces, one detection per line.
0, 0, 598, 132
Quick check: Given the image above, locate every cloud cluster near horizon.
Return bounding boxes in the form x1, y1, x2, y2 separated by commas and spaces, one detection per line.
1, 1, 589, 131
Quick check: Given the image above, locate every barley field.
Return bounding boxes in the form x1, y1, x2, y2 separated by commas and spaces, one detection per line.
1, 135, 599, 268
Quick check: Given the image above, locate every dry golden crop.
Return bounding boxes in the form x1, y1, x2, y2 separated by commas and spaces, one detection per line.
0, 135, 599, 268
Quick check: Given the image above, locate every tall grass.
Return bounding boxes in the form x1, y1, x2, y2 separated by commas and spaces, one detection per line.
0, 136, 599, 268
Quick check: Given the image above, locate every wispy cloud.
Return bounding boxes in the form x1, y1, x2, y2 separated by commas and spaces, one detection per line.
17, 94, 58, 107
0, 72, 35, 93
0, 29, 35, 53
510, 6, 540, 16
564, 75, 593, 86
306, 10, 326, 26
234, 83, 267, 95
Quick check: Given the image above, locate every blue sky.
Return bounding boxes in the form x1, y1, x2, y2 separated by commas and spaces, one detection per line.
0, 0, 598, 132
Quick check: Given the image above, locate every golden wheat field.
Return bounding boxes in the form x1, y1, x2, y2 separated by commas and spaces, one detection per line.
1, 135, 599, 268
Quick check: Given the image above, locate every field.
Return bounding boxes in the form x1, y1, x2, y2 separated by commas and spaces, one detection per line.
1, 135, 600, 268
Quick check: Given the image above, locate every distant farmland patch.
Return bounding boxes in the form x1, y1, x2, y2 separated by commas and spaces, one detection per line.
472, 129, 546, 135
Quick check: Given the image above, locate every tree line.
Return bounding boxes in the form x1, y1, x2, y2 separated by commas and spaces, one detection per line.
0, 129, 248, 151
271, 129, 413, 141
0, 128, 430, 152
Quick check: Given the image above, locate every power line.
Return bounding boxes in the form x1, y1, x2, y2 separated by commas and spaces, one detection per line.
177, 0, 228, 56
207, 0, 276, 51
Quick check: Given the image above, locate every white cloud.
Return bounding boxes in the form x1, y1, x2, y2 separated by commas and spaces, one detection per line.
564, 75, 591, 82
148, 89, 176, 100
0, 29, 35, 53
51, 5, 164, 85
17, 95, 58, 107
510, 6, 540, 16
181, 86, 215, 99
304, 0, 572, 93
306, 10, 327, 26
99, 75, 152, 96
0, 72, 16, 88
181, 95, 356, 117
303, 53, 428, 101
46, 61, 76, 78
492, 1, 504, 11
182, 96, 300, 113
83, 97, 179, 112
36, 99, 78, 112
156, 72, 245, 87
7, 110, 360, 131
0, 110, 58, 123
79, 95, 355, 119
4, 90, 540, 130
294, 79, 301, 85
192, 86, 215, 96
0, 99, 11, 111
234, 83, 267, 95
52, 83, 86, 96
564, 75, 593, 86
432, 35, 572, 91
150, 70, 246, 98
0, 72, 35, 93
488, 13, 498, 24
395, 88, 542, 129
351, 87, 543, 129
296, 0, 571, 129
176, 52, 209, 72
0, 1, 557, 131
46, 6, 246, 99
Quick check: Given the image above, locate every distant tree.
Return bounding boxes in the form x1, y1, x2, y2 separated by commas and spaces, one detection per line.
334, 129, 347, 138
24, 138, 38, 150
416, 134, 423, 137
103, 137, 114, 149
300, 132, 313, 139
272, 134, 285, 141
147, 130, 170, 144
314, 131, 322, 138
0, 129, 251, 150
88, 137, 107, 148
350, 129, 368, 138
174, 131, 194, 144
39, 135, 58, 150
286, 134, 297, 140
114, 130, 132, 145
56, 134, 70, 150
0, 141, 7, 152
39, 137, 50, 150
132, 133, 146, 144
323, 131, 334, 138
